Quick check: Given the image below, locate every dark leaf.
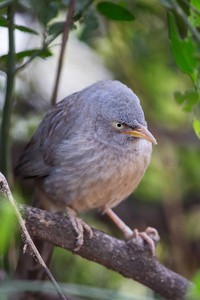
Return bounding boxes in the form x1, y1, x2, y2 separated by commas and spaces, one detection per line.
174, 91, 186, 104
0, 16, 6, 26
48, 22, 65, 36
0, 49, 53, 66
48, 21, 77, 37
174, 89, 199, 112
0, 16, 38, 34
96, 2, 135, 21
15, 25, 38, 35
39, 2, 58, 26
15, 49, 53, 60
28, 0, 46, 13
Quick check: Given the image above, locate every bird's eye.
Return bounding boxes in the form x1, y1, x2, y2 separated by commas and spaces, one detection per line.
112, 122, 124, 130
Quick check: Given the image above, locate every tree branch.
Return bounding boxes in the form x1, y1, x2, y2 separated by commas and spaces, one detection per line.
20, 204, 191, 300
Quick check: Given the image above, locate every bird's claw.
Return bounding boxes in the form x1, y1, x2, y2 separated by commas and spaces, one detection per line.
66, 207, 93, 251
128, 227, 160, 256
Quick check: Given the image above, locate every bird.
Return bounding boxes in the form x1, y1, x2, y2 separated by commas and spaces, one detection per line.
15, 80, 157, 254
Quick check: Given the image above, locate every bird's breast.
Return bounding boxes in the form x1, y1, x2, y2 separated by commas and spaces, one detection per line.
42, 138, 152, 212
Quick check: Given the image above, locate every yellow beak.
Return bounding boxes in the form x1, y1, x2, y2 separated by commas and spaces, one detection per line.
122, 125, 157, 145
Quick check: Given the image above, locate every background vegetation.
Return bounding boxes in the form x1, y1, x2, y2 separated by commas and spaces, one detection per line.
0, 0, 200, 299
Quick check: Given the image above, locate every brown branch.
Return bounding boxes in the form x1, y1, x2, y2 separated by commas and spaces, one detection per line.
0, 173, 68, 300
51, 0, 76, 106
20, 204, 192, 300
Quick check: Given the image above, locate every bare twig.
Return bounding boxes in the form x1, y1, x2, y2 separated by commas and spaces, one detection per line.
0, 172, 68, 300
51, 0, 76, 106
20, 204, 192, 300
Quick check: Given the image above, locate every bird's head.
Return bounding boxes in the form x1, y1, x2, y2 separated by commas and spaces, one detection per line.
80, 80, 157, 149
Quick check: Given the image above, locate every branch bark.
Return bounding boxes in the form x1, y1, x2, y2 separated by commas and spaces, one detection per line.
20, 204, 191, 300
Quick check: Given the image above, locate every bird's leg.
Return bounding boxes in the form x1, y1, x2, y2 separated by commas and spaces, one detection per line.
104, 207, 133, 238
103, 207, 159, 256
65, 207, 93, 251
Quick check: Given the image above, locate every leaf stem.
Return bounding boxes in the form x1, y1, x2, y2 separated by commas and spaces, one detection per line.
0, 4, 15, 184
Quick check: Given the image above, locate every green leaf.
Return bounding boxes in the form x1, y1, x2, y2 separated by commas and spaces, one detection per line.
39, 2, 58, 26
15, 25, 38, 35
0, 16, 6, 26
183, 90, 199, 112
48, 22, 64, 36
174, 89, 199, 112
191, 0, 200, 12
0, 203, 15, 254
193, 119, 200, 139
189, 0, 200, 28
174, 91, 186, 104
96, 2, 135, 21
48, 21, 77, 37
168, 13, 197, 83
0, 48, 53, 65
16, 49, 53, 60
0, 16, 38, 35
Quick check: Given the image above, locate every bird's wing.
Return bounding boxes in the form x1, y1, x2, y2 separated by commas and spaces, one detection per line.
15, 94, 78, 179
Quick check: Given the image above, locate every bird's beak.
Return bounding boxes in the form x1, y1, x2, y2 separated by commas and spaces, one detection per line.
122, 125, 157, 145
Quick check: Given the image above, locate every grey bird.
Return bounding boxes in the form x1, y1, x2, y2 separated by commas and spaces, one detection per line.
15, 80, 157, 253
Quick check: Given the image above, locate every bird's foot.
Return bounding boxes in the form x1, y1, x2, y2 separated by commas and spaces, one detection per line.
103, 208, 159, 256
65, 207, 93, 251
126, 227, 160, 256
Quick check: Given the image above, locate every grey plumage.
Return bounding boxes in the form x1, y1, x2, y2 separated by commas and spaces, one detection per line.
15, 80, 154, 212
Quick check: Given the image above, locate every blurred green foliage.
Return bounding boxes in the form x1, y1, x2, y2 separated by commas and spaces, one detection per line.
0, 201, 16, 255
189, 270, 200, 299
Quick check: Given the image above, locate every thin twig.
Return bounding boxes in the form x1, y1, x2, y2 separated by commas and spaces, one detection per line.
51, 0, 76, 106
0, 172, 68, 300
